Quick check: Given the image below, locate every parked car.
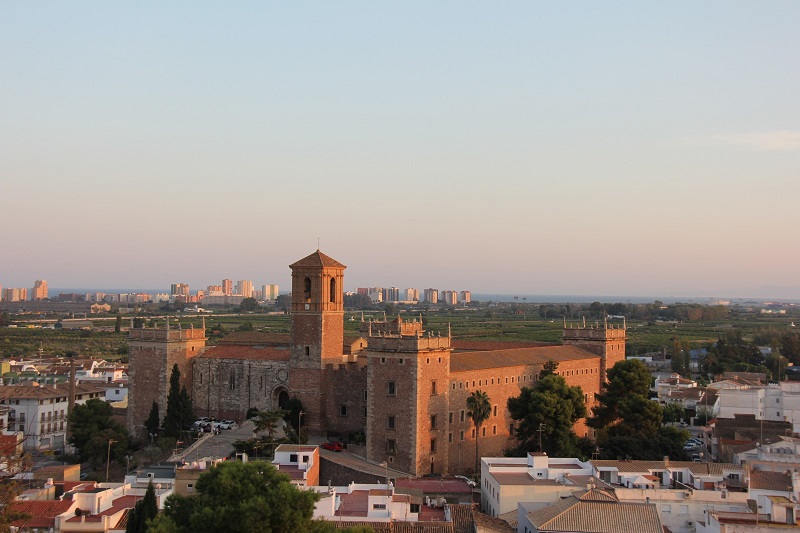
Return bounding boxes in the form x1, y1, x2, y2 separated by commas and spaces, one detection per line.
321, 442, 343, 452
454, 475, 476, 487
219, 421, 237, 430
683, 443, 698, 451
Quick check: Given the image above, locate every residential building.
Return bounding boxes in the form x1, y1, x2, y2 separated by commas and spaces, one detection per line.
0, 383, 107, 451
263, 284, 279, 301
31, 279, 48, 301
440, 290, 458, 305
424, 288, 438, 304
170, 283, 190, 299
222, 278, 233, 296
235, 279, 253, 298
458, 291, 471, 304
272, 444, 320, 487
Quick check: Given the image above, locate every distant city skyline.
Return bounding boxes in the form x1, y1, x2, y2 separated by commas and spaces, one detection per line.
1, 3, 798, 299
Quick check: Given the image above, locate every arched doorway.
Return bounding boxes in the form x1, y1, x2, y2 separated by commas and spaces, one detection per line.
272, 386, 290, 410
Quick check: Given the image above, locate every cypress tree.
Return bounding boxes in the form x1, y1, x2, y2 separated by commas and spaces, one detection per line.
163, 365, 183, 438
145, 402, 160, 437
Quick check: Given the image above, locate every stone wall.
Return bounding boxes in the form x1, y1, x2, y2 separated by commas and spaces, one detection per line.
192, 357, 290, 420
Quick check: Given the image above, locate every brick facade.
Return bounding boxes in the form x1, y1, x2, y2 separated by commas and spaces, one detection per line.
124, 250, 627, 479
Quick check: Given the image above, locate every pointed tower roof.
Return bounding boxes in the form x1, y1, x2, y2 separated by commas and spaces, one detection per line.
290, 250, 346, 269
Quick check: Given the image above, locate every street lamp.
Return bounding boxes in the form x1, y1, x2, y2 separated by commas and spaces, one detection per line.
298, 411, 305, 444
106, 439, 118, 483
380, 461, 389, 490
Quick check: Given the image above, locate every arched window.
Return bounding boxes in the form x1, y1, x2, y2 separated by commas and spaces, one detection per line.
303, 277, 311, 300
330, 278, 336, 303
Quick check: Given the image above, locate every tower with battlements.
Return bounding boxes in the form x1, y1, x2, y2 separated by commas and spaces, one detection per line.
127, 323, 206, 440
562, 318, 627, 383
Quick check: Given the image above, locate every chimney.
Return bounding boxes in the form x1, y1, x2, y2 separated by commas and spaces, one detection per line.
664, 456, 670, 467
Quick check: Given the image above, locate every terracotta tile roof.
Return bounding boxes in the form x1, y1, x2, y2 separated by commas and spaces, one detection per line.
472, 510, 515, 532
750, 470, 793, 492
526, 493, 663, 533
576, 489, 618, 502
217, 332, 290, 345
290, 250, 346, 269
450, 345, 599, 373
115, 508, 132, 529
451, 340, 553, 351
10, 499, 75, 529
198, 344, 291, 361
0, 383, 105, 400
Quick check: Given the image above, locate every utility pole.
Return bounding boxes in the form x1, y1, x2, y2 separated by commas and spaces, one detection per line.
106, 439, 118, 483
537, 423, 544, 452
298, 411, 304, 444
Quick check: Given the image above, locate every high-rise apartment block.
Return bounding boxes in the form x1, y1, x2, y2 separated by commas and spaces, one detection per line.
404, 288, 419, 302
3, 288, 28, 302
423, 288, 439, 304
235, 280, 253, 298
170, 283, 190, 299
458, 290, 471, 304
222, 279, 233, 296
382, 287, 400, 302
31, 280, 48, 301
262, 284, 279, 301
440, 290, 458, 305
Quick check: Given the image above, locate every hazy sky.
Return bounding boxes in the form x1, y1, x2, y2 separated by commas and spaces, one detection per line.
1, 2, 798, 298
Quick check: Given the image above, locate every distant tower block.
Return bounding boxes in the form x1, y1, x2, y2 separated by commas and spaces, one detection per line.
288, 250, 346, 434
127, 322, 206, 440
562, 317, 626, 383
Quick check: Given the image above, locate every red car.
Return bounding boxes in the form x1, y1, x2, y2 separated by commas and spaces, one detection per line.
321, 442, 343, 452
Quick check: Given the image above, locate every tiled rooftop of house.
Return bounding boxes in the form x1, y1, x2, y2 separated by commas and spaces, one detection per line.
526, 490, 663, 533
10, 500, 75, 529
750, 470, 793, 492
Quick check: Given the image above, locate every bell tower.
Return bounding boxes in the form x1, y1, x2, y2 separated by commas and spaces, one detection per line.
288, 250, 346, 433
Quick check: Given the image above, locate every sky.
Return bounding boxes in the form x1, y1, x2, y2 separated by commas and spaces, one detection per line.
1, 2, 798, 299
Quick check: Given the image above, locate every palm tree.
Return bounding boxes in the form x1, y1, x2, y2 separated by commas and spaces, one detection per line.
466, 390, 491, 479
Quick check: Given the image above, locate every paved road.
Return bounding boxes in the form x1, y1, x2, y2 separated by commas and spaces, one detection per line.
173, 420, 289, 462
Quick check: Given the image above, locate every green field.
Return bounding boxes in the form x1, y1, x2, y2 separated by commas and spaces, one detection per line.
1, 307, 796, 359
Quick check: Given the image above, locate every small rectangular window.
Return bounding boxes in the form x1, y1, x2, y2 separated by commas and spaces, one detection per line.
430, 415, 437, 429
430, 438, 437, 453
387, 381, 396, 396
431, 381, 437, 395
460, 410, 465, 422
448, 412, 453, 424
340, 404, 348, 417
386, 439, 396, 454
387, 415, 395, 429
460, 431, 464, 441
